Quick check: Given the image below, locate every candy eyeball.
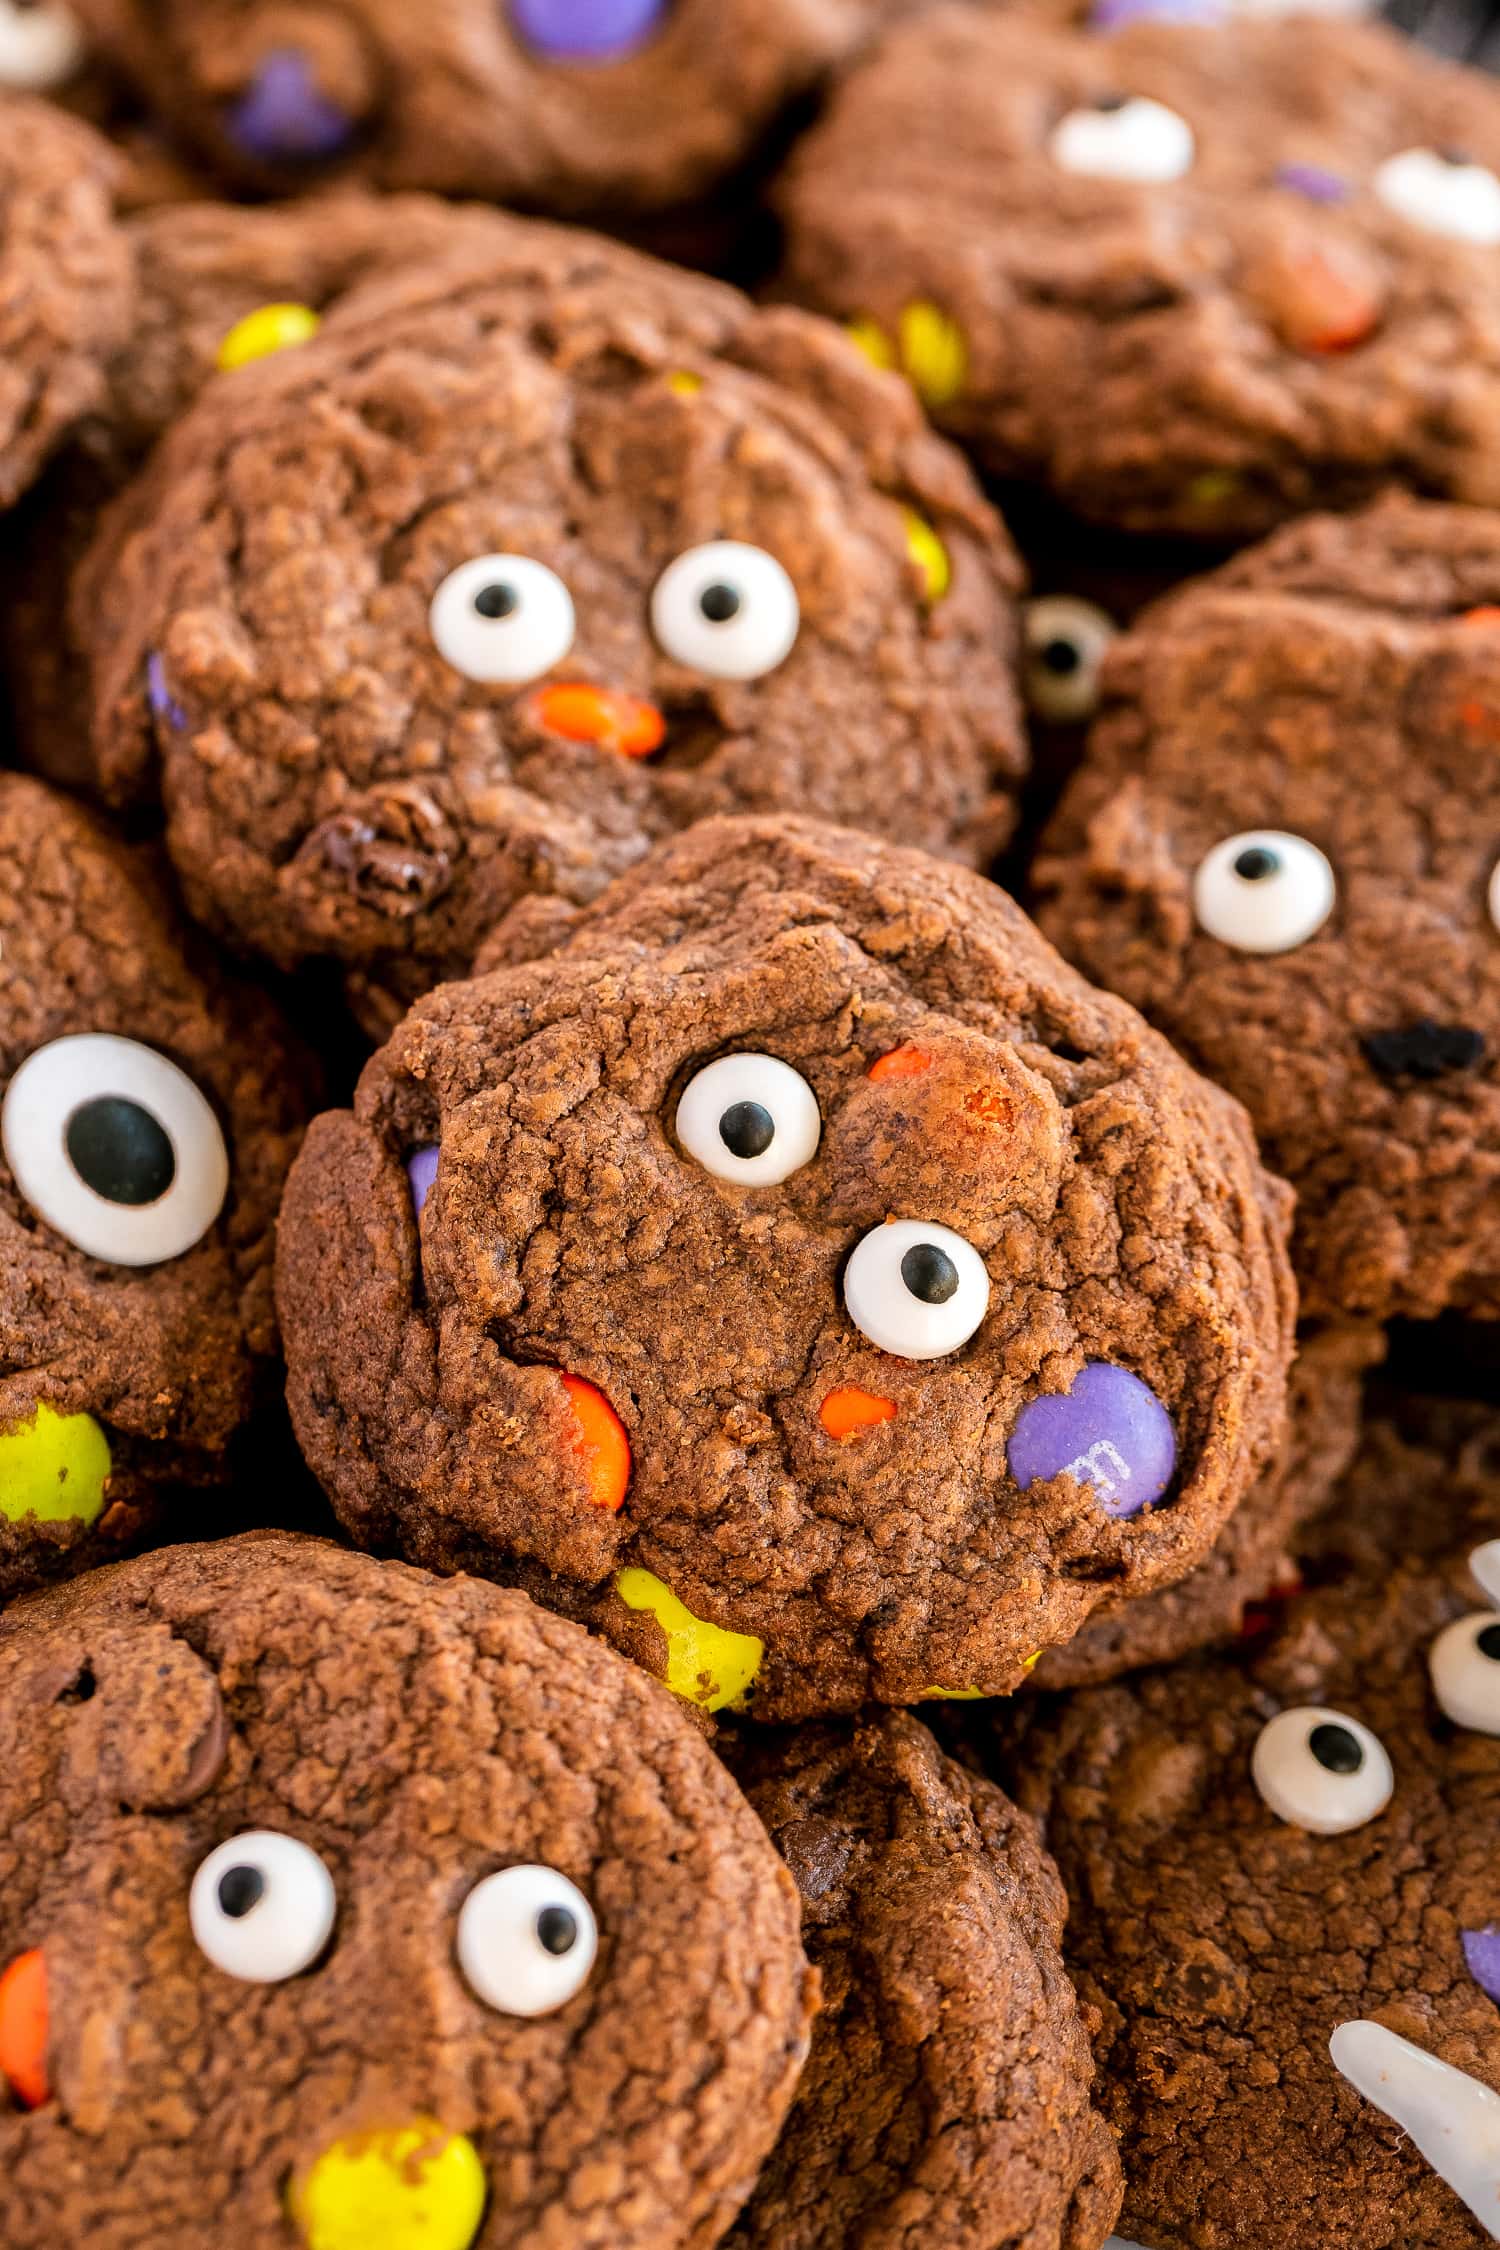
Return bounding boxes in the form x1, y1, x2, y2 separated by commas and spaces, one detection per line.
1192, 830, 1335, 954
1430, 1612, 1500, 1735
1049, 95, 1195, 185
1374, 149, 1500, 245
675, 1053, 821, 1186
429, 555, 576, 685
2, 1034, 229, 1268
843, 1218, 990, 1361
1251, 1707, 1394, 1834
1023, 596, 1118, 723
0, 0, 84, 90
1488, 857, 1500, 936
651, 542, 801, 682
457, 1864, 598, 2018
190, 1832, 337, 1984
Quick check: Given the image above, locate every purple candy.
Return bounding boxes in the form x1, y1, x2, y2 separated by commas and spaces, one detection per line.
227, 50, 355, 162
1274, 162, 1350, 205
1090, 0, 1224, 26
1463, 1927, 1500, 2003
1008, 1361, 1176, 1520
510, 0, 668, 60
145, 651, 187, 733
407, 1144, 439, 1221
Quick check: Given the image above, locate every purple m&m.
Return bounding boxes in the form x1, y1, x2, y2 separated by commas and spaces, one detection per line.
510, 0, 668, 61
407, 1145, 439, 1221
1008, 1361, 1176, 1520
1463, 1926, 1500, 2003
1274, 162, 1350, 206
1090, 0, 1224, 26
227, 50, 356, 162
145, 652, 187, 733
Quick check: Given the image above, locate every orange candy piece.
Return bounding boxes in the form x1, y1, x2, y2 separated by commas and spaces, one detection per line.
1461, 607, 1500, 628
0, 1950, 48, 2110
529, 683, 666, 759
820, 1385, 899, 1440
561, 1375, 631, 1512
868, 1045, 933, 1084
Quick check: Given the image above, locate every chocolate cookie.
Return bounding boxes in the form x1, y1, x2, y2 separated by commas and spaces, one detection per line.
780, 10, 1500, 537
0, 92, 131, 511
0, 772, 309, 1601
1000, 1397, 1500, 2250
1033, 493, 1500, 1323
77, 215, 1026, 1031
277, 815, 1296, 1717
724, 1709, 1123, 2250
0, 1531, 816, 2248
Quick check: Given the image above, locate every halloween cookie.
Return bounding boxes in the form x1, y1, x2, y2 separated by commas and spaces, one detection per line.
76, 215, 1026, 1031
724, 1709, 1123, 2250
780, 10, 1500, 537
0, 1531, 816, 2248
0, 772, 309, 1601
1033, 493, 1500, 1322
1001, 1396, 1500, 2250
276, 815, 1296, 1717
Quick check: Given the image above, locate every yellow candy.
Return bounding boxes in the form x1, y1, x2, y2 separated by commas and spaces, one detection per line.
217, 302, 322, 373
897, 301, 968, 408
615, 1568, 764, 1713
0, 1403, 111, 1527
1184, 469, 1242, 511
902, 508, 951, 604
922, 1685, 985, 1701
665, 369, 703, 396
288, 2121, 486, 2250
846, 316, 896, 371
1023, 1649, 1043, 1672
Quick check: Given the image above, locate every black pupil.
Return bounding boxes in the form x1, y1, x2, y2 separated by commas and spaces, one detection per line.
1439, 146, 1473, 168
1478, 1622, 1500, 1661
1308, 1722, 1363, 1775
1233, 846, 1281, 883
699, 583, 741, 624
536, 1905, 578, 1957
1040, 636, 1082, 676
217, 1865, 266, 1920
66, 1097, 176, 1207
719, 1101, 776, 1160
1093, 91, 1129, 112
901, 1243, 960, 1305
473, 583, 519, 620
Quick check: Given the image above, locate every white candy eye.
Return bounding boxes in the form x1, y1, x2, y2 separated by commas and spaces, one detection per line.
651, 542, 800, 682
1049, 96, 1195, 184
1488, 857, 1500, 936
0, 0, 84, 89
1251, 1706, 1393, 1835
429, 555, 576, 685
675, 1053, 821, 1186
2, 1034, 229, 1267
1192, 830, 1335, 955
1430, 1613, 1500, 1735
1374, 148, 1500, 245
843, 1218, 990, 1361
457, 1864, 598, 2018
190, 1832, 336, 1984
1023, 596, 1118, 723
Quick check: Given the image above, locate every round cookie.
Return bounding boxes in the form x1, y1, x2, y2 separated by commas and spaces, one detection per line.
1000, 1397, 1500, 2250
0, 92, 132, 511
0, 1531, 816, 2249
723, 1709, 1123, 2250
1033, 493, 1500, 1322
0, 772, 310, 1602
77, 214, 1027, 1031
276, 815, 1296, 1718
780, 10, 1500, 538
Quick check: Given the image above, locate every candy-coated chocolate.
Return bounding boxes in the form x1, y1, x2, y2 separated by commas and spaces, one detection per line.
217, 302, 322, 372
509, 0, 667, 61
0, 1950, 48, 2110
561, 1375, 632, 1512
615, 1568, 764, 1712
287, 2122, 487, 2250
228, 50, 356, 162
1008, 1363, 1175, 1519
0, 1403, 111, 1527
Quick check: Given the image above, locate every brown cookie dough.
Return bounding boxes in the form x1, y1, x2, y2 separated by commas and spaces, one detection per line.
0, 1532, 816, 2248
998, 1396, 1500, 2250
779, 11, 1500, 538
0, 772, 310, 1602
0, 91, 131, 511
76, 213, 1026, 1031
723, 1709, 1122, 2250
1033, 493, 1500, 1323
276, 815, 1296, 1718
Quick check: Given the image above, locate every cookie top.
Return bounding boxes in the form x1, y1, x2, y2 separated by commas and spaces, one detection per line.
277, 815, 1295, 1717
78, 215, 1026, 1029
780, 10, 1500, 537
71, 0, 922, 213
0, 1532, 815, 2249
723, 1709, 1122, 2250
1034, 492, 1500, 1322
1003, 1398, 1500, 2250
0, 91, 132, 510
0, 772, 309, 1599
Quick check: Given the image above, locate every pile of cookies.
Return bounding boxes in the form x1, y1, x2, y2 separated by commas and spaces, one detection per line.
0, 4, 1497, 2246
